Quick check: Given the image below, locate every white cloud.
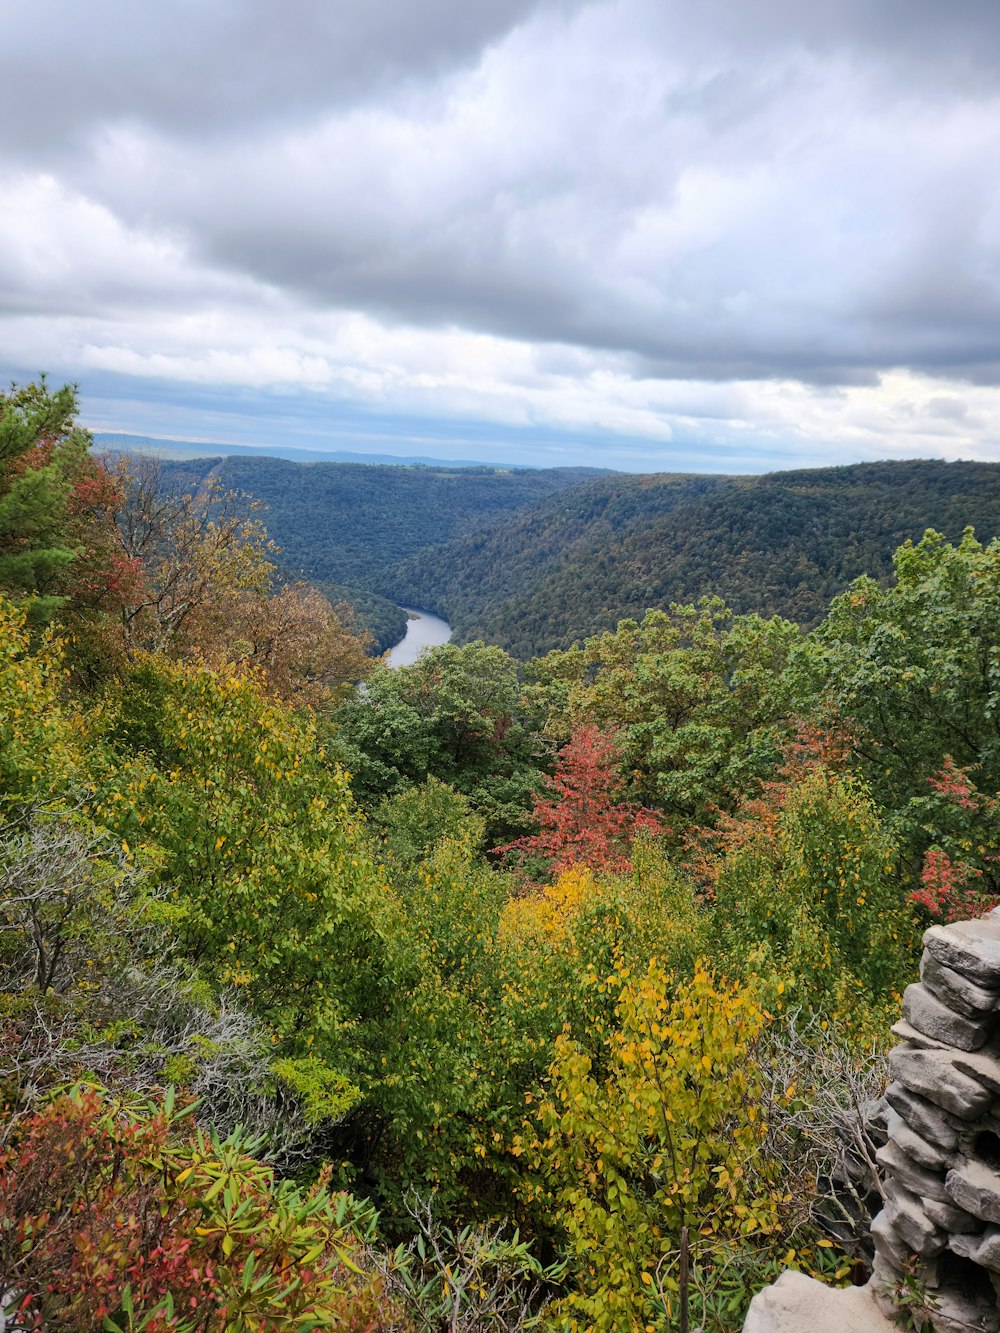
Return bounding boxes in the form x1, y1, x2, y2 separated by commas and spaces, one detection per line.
2, 0, 1000, 467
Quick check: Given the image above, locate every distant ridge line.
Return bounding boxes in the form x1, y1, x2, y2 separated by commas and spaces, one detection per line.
91, 432, 612, 472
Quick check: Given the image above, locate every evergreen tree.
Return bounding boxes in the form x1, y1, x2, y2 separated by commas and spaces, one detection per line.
0, 379, 92, 623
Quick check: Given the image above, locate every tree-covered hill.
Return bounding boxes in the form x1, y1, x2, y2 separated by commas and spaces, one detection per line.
393, 459, 1000, 657
213, 456, 609, 589
141, 454, 609, 650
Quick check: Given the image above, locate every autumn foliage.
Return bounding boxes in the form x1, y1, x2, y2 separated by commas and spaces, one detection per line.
0, 1087, 399, 1333
496, 724, 662, 878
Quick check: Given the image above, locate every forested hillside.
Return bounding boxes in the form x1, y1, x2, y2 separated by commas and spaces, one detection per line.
394, 459, 1000, 656
211, 456, 607, 649
7, 380, 1000, 1331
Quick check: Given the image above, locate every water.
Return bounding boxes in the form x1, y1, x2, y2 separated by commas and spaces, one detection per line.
384, 606, 453, 668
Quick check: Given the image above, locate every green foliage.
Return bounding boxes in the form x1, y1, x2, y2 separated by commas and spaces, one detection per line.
814, 527, 1000, 887
530, 602, 808, 819
93, 655, 400, 1074
395, 459, 1000, 658
372, 775, 485, 873
270, 1056, 361, 1127
709, 763, 916, 1034
316, 582, 407, 654
210, 455, 601, 595
0, 596, 78, 801
520, 963, 793, 1332
0, 380, 91, 624
333, 641, 544, 842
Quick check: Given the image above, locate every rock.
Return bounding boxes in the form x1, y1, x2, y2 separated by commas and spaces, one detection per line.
885, 1081, 962, 1151
888, 1045, 994, 1119
903, 982, 994, 1051
741, 1270, 896, 1333
922, 1194, 984, 1233
921, 1283, 1000, 1333
869, 1251, 903, 1315
881, 1178, 948, 1256
946, 1157, 1000, 1224
890, 1019, 949, 1050
954, 1046, 1000, 1094
877, 1140, 952, 1203
885, 1106, 949, 1171
871, 1211, 942, 1283
950, 1225, 1000, 1272
922, 950, 1000, 1017
924, 918, 1000, 989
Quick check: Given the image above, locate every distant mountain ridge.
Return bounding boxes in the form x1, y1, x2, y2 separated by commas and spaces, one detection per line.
391, 459, 1000, 657
92, 431, 602, 470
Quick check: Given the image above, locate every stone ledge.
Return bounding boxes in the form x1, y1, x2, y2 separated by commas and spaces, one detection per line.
742, 1272, 894, 1333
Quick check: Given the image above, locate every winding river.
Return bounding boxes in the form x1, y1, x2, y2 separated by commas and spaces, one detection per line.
384, 606, 453, 668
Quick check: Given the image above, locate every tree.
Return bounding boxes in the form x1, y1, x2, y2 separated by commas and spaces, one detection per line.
496, 724, 662, 878
333, 641, 544, 841
529, 602, 809, 825
189, 581, 374, 710
520, 963, 792, 1331
110, 453, 275, 658
0, 380, 127, 626
813, 528, 1000, 888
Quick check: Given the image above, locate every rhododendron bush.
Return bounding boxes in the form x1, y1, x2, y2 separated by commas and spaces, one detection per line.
0, 1086, 399, 1333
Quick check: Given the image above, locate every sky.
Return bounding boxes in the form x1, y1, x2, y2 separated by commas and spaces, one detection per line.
3, 0, 1000, 471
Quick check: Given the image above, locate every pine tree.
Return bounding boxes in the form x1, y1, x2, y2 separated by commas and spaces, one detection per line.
0, 379, 91, 624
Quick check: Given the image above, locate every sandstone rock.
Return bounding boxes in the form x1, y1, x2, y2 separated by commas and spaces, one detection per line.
921, 1283, 1000, 1333
946, 1157, 1000, 1224
741, 1270, 896, 1333
885, 1106, 949, 1171
924, 917, 1000, 989
921, 1194, 983, 1232
888, 1045, 994, 1119
877, 1140, 952, 1203
881, 1178, 948, 1256
885, 1081, 962, 1151
950, 1225, 1000, 1272
922, 949, 1000, 1018
903, 982, 994, 1051
871, 1211, 942, 1283
890, 1019, 949, 1050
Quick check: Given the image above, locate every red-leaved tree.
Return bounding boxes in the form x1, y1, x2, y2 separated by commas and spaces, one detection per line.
495, 725, 662, 879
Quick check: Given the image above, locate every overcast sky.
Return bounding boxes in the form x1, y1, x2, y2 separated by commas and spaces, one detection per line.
3, 0, 1000, 470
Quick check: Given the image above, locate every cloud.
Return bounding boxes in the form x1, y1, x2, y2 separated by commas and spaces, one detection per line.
2, 0, 1000, 467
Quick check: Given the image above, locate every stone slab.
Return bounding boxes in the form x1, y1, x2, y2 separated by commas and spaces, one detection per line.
922, 949, 1000, 1018
924, 916, 1000, 988
881, 1178, 948, 1256
741, 1270, 895, 1333
888, 1045, 995, 1119
885, 1106, 949, 1171
903, 981, 994, 1051
890, 1019, 949, 1050
946, 1157, 1000, 1224
885, 1081, 962, 1151
877, 1139, 951, 1203
950, 1225, 1000, 1272
922, 1193, 984, 1233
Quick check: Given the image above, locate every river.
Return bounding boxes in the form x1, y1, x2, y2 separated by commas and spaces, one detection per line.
384, 606, 453, 668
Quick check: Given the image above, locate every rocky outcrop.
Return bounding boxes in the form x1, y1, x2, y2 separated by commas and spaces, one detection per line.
871, 912, 1000, 1333
745, 909, 1000, 1333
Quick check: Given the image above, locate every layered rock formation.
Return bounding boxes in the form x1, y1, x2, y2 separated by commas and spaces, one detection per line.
745, 909, 1000, 1333
871, 912, 1000, 1332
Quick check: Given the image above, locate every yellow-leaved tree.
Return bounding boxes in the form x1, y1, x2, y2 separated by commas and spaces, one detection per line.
520, 962, 794, 1331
